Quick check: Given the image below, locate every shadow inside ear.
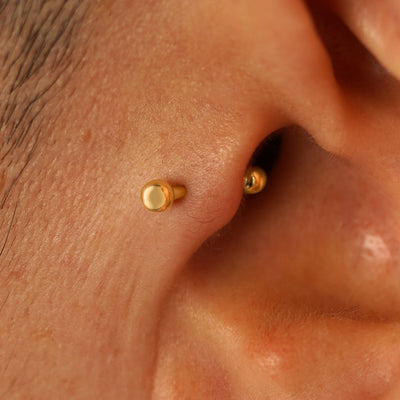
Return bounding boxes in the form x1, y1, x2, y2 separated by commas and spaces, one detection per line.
250, 130, 282, 174
306, 0, 398, 96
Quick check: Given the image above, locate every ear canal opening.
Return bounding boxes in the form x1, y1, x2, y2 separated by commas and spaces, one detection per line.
250, 130, 283, 174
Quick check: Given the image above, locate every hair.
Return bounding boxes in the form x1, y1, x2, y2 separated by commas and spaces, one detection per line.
0, 0, 89, 208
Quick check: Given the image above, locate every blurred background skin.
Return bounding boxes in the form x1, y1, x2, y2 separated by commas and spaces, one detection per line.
1, 0, 400, 398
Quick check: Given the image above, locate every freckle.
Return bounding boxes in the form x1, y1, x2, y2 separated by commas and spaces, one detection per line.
82, 129, 92, 144
8, 269, 25, 281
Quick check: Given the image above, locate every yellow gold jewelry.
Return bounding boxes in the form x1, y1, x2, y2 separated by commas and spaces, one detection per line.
141, 180, 186, 212
243, 166, 267, 195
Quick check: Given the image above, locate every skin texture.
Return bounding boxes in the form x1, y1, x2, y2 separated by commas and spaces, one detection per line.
1, 0, 400, 398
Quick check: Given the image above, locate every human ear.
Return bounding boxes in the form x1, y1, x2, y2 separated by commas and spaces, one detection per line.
325, 0, 400, 81
4, 1, 400, 398
149, 1, 400, 398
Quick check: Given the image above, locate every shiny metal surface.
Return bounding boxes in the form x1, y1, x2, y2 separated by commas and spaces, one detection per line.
243, 166, 267, 195
141, 180, 186, 212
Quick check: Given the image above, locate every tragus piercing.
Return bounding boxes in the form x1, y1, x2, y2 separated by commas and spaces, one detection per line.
141, 167, 265, 212
243, 166, 267, 195
141, 180, 186, 212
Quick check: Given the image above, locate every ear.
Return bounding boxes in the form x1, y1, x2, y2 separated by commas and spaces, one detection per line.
307, 0, 400, 198
148, 1, 400, 398
326, 0, 400, 81
11, 0, 399, 397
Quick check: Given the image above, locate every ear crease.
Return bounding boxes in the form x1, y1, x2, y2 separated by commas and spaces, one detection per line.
323, 0, 400, 82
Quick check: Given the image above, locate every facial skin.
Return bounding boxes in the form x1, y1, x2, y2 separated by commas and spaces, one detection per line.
1, 0, 400, 398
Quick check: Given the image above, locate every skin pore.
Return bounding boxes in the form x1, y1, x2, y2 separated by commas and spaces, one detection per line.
1, 0, 400, 398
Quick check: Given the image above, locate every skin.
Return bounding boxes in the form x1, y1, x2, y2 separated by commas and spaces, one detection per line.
2, 0, 400, 398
